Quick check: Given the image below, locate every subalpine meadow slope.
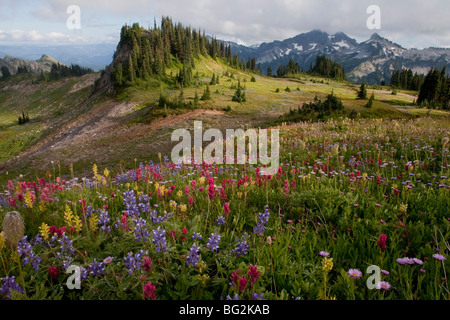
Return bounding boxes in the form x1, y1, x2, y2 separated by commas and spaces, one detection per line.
0, 52, 440, 185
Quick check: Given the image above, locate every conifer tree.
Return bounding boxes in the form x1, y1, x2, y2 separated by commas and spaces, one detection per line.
357, 81, 367, 99
201, 85, 211, 100
365, 92, 375, 108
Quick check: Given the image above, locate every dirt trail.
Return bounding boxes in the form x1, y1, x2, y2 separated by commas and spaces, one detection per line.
5, 96, 225, 172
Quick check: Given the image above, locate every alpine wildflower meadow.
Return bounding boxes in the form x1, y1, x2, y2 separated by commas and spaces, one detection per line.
0, 117, 448, 300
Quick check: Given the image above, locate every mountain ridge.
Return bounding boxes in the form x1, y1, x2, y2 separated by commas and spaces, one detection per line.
225, 30, 450, 84
0, 54, 65, 77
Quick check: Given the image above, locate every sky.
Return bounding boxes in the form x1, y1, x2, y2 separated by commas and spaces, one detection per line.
0, 0, 449, 49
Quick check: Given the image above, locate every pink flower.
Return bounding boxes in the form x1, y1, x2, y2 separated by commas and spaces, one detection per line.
433, 254, 447, 261
347, 269, 362, 279
377, 234, 387, 252
48, 266, 59, 280
144, 281, 157, 300
238, 277, 248, 293
319, 251, 330, 257
224, 203, 230, 216
142, 257, 152, 272
248, 265, 261, 286
377, 281, 391, 290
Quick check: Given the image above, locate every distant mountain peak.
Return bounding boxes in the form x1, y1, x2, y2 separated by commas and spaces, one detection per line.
370, 33, 383, 41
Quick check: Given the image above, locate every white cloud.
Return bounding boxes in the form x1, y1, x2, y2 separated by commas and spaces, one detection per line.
0, 0, 449, 48
0, 29, 87, 43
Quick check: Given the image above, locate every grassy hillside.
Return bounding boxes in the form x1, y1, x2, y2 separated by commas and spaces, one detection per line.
0, 54, 448, 186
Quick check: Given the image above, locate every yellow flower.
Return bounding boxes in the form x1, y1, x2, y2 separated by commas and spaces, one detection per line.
237, 192, 242, 199
169, 200, 177, 209
154, 182, 159, 190
199, 177, 205, 185
322, 257, 334, 272
198, 261, 207, 274
0, 232, 6, 251
125, 182, 131, 189
39, 201, 46, 212
24, 192, 33, 209
89, 215, 99, 232
197, 274, 210, 286
399, 203, 408, 213
103, 168, 110, 178
64, 204, 74, 228
93, 163, 98, 178
39, 223, 50, 241
177, 190, 183, 199
180, 204, 187, 213
73, 215, 83, 233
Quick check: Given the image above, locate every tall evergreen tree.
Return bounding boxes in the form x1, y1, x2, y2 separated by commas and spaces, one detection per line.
357, 81, 367, 99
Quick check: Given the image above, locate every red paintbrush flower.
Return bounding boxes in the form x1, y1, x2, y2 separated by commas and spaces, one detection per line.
377, 234, 387, 252
48, 266, 59, 280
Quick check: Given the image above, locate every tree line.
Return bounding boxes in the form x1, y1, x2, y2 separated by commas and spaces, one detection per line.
112, 17, 260, 88
390, 68, 424, 91
269, 56, 345, 81
417, 67, 449, 110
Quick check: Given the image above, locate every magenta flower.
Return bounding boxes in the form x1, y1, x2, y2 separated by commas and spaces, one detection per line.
377, 234, 387, 253
347, 269, 363, 279
143, 281, 156, 300
377, 281, 391, 290
397, 257, 414, 265
420, 269, 426, 274
381, 270, 389, 275
432, 254, 447, 261
319, 251, 330, 257
412, 258, 423, 265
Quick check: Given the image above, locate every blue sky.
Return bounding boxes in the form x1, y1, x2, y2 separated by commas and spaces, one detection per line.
0, 0, 449, 48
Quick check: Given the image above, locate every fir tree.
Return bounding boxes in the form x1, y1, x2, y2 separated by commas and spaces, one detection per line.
201, 85, 211, 100
357, 81, 367, 99
365, 92, 375, 108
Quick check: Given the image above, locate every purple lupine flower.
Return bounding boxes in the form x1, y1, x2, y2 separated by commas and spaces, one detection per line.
149, 210, 173, 224
124, 250, 145, 274
99, 210, 111, 233
432, 254, 447, 261
123, 190, 139, 217
186, 243, 200, 267
57, 233, 76, 263
152, 227, 167, 253
192, 232, 203, 241
206, 232, 221, 252
232, 233, 250, 257
217, 216, 226, 226
134, 218, 150, 242
17, 236, 41, 271
0, 276, 24, 300
258, 206, 270, 224
253, 223, 266, 235
347, 269, 363, 279
30, 234, 43, 246
87, 259, 106, 277
80, 266, 89, 280
252, 293, 265, 300
226, 293, 239, 300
